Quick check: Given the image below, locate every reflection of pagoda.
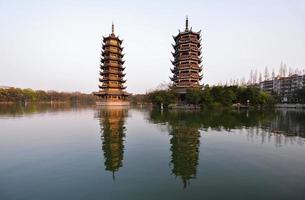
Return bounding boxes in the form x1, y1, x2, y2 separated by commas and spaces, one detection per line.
148, 110, 201, 188
98, 108, 128, 178
169, 123, 201, 188
94, 23, 129, 106
170, 17, 203, 95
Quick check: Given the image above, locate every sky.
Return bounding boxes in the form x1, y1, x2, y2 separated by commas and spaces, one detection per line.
0, 0, 305, 94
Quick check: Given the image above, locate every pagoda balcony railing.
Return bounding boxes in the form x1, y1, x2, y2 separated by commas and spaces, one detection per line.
102, 51, 123, 57
102, 56, 125, 63
99, 83, 126, 89
176, 63, 200, 68
172, 50, 201, 57
177, 38, 199, 44
103, 47, 122, 54
174, 83, 201, 88
174, 42, 199, 48
176, 69, 201, 74
99, 76, 126, 82
102, 44, 123, 50
173, 42, 201, 49
100, 64, 125, 69
171, 66, 200, 73
175, 55, 200, 61
175, 74, 202, 79
177, 47, 200, 52
171, 76, 201, 82
99, 77, 126, 82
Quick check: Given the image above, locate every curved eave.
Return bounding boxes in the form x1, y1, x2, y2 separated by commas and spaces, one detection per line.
173, 30, 201, 40
99, 77, 126, 82
99, 71, 126, 77
99, 85, 126, 90
100, 64, 125, 69
103, 35, 123, 44
170, 68, 177, 73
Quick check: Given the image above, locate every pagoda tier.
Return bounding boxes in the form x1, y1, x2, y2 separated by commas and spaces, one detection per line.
94, 23, 129, 105
170, 17, 203, 92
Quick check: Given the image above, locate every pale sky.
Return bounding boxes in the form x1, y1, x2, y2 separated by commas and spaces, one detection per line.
1, 0, 305, 94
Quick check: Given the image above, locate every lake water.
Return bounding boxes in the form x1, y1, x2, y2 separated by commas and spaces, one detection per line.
0, 104, 305, 200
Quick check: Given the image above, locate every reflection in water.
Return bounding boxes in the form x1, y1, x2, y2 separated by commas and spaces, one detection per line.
150, 111, 202, 188
0, 103, 91, 117
149, 109, 305, 187
97, 107, 128, 179
170, 123, 200, 188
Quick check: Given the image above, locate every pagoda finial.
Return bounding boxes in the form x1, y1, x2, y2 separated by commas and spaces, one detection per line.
185, 15, 189, 31
112, 22, 114, 34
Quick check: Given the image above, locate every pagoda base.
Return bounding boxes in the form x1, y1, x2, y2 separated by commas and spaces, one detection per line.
96, 100, 130, 106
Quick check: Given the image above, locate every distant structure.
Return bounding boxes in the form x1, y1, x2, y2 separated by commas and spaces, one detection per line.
94, 23, 129, 106
170, 16, 203, 96
260, 74, 305, 102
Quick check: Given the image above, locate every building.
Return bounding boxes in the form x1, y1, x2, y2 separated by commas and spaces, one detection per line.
94, 23, 129, 106
170, 17, 203, 95
260, 74, 305, 102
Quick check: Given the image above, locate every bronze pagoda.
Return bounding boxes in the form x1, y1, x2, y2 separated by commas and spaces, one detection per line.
170, 17, 203, 94
94, 23, 129, 106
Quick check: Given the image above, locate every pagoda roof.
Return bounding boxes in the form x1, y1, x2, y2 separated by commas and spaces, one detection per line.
173, 29, 201, 41
103, 34, 123, 43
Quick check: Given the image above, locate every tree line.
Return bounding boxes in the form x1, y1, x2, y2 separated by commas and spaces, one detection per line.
0, 87, 95, 104
141, 85, 275, 108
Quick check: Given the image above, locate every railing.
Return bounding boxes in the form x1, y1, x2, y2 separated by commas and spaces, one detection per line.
176, 55, 200, 60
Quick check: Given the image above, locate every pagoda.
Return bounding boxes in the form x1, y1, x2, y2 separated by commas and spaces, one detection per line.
170, 17, 203, 94
94, 23, 129, 106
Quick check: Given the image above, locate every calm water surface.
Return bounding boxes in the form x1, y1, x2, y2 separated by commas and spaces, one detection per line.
0, 104, 305, 200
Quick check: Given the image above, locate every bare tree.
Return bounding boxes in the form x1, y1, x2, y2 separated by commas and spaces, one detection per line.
288, 67, 293, 76
259, 72, 262, 83
279, 62, 283, 77
249, 69, 253, 85
253, 69, 258, 84
283, 63, 287, 77
240, 77, 246, 86
272, 69, 275, 80
264, 66, 269, 81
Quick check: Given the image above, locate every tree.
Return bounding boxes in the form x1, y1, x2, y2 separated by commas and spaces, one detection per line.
283, 64, 287, 77
264, 66, 269, 81
253, 69, 258, 84
272, 69, 275, 80
186, 89, 202, 105
258, 72, 262, 83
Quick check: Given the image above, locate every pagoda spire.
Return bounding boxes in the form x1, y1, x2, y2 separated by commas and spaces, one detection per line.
185, 16, 189, 31
112, 22, 114, 34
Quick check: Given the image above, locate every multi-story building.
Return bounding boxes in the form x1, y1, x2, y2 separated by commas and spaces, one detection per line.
170, 17, 203, 95
94, 23, 129, 106
260, 74, 305, 102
